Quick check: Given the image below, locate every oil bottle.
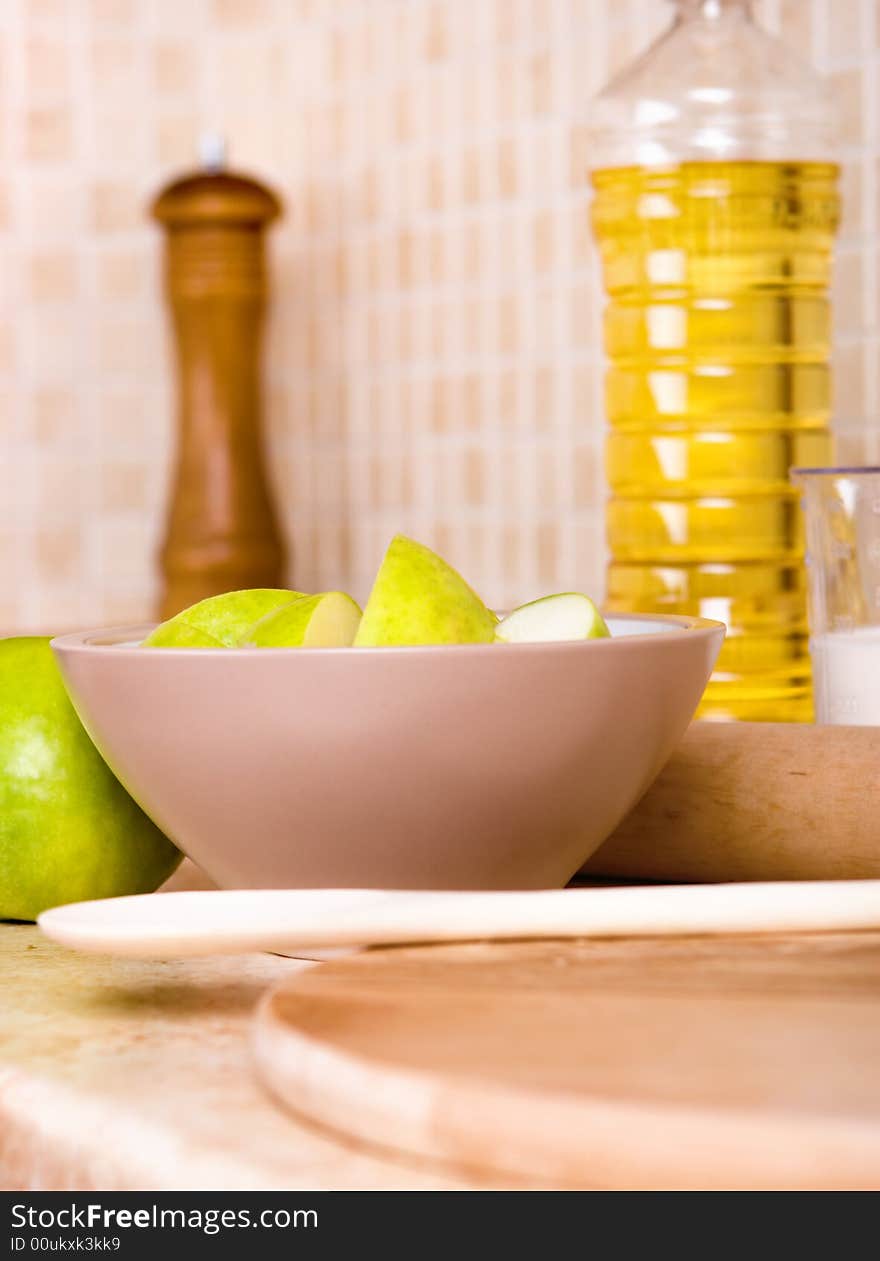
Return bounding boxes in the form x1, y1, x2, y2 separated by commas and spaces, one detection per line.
590, 0, 840, 720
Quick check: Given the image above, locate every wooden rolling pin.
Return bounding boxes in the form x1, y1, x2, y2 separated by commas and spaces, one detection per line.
583, 722, 880, 883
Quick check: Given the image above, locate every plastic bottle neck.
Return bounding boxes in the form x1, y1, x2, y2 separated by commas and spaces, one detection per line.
674, 0, 752, 17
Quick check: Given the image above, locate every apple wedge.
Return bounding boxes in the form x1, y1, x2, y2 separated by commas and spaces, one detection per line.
142, 623, 226, 648
495, 593, 610, 643
143, 588, 305, 648
354, 535, 497, 647
240, 592, 362, 647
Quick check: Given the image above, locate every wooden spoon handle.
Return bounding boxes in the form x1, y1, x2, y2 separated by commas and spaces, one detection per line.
38, 881, 880, 957
584, 722, 880, 883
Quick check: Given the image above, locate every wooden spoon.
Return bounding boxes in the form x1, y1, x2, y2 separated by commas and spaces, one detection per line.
37, 881, 880, 958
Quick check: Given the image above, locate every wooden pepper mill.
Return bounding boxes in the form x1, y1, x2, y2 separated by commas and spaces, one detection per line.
152, 141, 286, 618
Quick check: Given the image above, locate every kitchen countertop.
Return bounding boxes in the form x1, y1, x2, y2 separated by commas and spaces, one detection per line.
0, 925, 493, 1191
5, 917, 880, 1190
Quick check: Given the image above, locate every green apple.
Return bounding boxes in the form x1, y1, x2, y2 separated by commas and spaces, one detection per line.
143, 588, 305, 648
495, 593, 610, 643
354, 535, 497, 647
240, 592, 362, 647
0, 638, 181, 921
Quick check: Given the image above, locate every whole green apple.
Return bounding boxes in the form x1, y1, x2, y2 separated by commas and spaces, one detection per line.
0, 637, 181, 921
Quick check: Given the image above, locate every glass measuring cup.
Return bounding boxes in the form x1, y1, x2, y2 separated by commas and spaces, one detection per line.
791, 467, 880, 725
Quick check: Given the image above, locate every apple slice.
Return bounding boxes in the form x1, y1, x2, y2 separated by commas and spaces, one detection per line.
495, 593, 610, 643
143, 623, 226, 648
354, 535, 497, 647
143, 588, 305, 648
240, 592, 362, 647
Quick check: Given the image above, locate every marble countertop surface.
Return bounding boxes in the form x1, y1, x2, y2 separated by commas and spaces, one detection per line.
0, 924, 488, 1191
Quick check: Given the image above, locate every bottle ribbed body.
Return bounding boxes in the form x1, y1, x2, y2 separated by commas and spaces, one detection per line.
592, 159, 840, 720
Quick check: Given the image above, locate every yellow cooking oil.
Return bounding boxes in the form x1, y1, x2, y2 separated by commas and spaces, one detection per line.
590, 160, 840, 721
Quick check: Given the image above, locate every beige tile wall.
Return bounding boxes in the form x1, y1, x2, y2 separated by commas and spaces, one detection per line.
0, 0, 876, 630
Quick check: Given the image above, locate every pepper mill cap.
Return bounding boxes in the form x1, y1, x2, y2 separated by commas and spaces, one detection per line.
152, 144, 281, 228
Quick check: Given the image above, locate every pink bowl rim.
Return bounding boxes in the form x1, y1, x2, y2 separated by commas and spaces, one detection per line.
50, 612, 725, 658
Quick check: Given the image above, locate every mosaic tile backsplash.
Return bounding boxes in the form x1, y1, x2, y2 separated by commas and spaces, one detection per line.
0, 0, 877, 630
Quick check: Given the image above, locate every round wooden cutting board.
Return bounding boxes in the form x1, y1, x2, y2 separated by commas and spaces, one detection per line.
253, 932, 880, 1190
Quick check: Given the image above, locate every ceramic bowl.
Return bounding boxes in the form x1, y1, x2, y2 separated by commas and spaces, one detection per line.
51, 614, 723, 891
